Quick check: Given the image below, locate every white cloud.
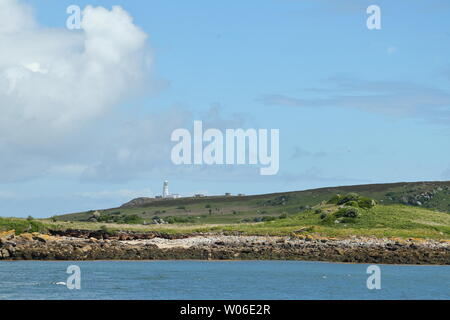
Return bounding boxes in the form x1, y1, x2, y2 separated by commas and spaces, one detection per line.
78, 105, 250, 182
0, 0, 36, 35
259, 76, 450, 121
0, 1, 254, 185
0, 0, 160, 183
0, 1, 151, 148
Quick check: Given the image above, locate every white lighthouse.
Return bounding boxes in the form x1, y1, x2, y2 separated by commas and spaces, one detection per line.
163, 180, 169, 198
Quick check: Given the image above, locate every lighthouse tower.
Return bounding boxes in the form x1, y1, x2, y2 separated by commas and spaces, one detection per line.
163, 180, 169, 198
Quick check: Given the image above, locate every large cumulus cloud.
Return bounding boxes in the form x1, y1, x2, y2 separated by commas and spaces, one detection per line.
0, 0, 156, 182
0, 1, 151, 147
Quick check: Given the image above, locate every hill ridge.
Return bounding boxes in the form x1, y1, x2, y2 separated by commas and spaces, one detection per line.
55, 180, 450, 223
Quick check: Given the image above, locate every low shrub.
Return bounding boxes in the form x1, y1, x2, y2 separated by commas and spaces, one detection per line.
123, 214, 144, 224
0, 217, 47, 234
336, 193, 361, 205
358, 197, 377, 209
100, 225, 117, 236
241, 216, 278, 223
335, 207, 360, 218
327, 194, 343, 204
344, 200, 359, 207
165, 216, 195, 224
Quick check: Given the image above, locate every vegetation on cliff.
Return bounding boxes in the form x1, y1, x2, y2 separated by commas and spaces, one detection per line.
2, 181, 450, 240
54, 181, 450, 227
0, 217, 47, 235
30, 195, 449, 240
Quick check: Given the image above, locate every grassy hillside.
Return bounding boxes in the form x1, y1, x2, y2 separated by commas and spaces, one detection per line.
12, 181, 440, 240
37, 203, 450, 240
0, 217, 48, 234
1, 181, 447, 240
54, 181, 450, 227
213, 204, 450, 239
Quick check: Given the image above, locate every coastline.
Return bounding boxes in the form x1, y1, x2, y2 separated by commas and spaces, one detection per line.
1, 231, 449, 265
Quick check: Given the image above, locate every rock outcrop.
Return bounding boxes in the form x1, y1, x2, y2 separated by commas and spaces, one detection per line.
1, 231, 449, 264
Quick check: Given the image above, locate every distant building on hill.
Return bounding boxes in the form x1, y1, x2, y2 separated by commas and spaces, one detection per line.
163, 180, 169, 197
160, 180, 180, 199
194, 194, 206, 198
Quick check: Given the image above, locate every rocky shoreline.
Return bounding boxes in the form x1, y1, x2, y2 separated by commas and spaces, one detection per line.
1, 230, 449, 264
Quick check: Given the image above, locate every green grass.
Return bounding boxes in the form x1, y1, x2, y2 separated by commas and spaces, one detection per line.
208, 204, 450, 239
0, 217, 48, 234
16, 181, 450, 240
54, 181, 450, 226
41, 204, 450, 240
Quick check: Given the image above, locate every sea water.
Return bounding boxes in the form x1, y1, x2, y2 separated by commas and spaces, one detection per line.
0, 260, 448, 300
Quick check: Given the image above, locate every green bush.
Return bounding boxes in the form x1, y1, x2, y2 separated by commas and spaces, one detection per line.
166, 216, 195, 224
261, 216, 277, 222
327, 194, 343, 204
243, 216, 279, 223
334, 217, 357, 224
335, 207, 360, 218
165, 217, 175, 224
99, 225, 117, 236
336, 193, 360, 205
358, 197, 377, 209
0, 217, 47, 234
344, 200, 359, 207
123, 214, 144, 224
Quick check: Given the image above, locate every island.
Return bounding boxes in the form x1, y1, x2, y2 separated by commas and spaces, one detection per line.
1, 181, 449, 264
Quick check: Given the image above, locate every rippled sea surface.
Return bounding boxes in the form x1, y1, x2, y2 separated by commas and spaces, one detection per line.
0, 261, 448, 300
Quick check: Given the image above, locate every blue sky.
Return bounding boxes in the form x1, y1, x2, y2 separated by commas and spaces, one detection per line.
1, 0, 450, 217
